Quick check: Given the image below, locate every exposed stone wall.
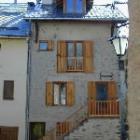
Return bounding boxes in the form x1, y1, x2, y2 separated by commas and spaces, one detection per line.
29, 21, 119, 131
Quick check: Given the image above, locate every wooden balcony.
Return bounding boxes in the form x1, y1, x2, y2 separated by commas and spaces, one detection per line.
88, 100, 120, 117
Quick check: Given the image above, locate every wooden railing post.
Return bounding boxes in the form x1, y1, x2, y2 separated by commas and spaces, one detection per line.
88, 100, 120, 117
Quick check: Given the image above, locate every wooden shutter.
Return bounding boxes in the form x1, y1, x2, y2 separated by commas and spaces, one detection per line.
48, 40, 54, 51
88, 81, 96, 100
84, 41, 93, 72
57, 41, 67, 72
46, 82, 53, 106
66, 81, 75, 106
108, 81, 117, 100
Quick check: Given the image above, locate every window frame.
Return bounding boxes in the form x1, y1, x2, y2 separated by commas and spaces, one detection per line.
3, 80, 14, 100
119, 60, 125, 70
96, 82, 108, 101
64, 0, 86, 14
38, 40, 49, 51
66, 41, 84, 72
53, 82, 67, 106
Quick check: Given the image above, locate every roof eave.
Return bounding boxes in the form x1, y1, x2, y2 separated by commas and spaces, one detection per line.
0, 35, 29, 39
24, 17, 128, 23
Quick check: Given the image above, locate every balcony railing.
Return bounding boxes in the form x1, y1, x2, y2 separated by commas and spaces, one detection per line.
88, 100, 120, 117
67, 57, 84, 71
56, 104, 87, 137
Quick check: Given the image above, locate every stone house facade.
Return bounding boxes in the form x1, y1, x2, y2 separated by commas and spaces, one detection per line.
25, 0, 127, 139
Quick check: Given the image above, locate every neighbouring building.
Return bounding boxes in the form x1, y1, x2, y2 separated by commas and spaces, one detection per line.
25, 0, 127, 140
128, 0, 140, 139
0, 3, 30, 140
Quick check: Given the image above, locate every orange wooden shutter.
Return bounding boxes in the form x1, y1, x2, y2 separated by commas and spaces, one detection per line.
108, 81, 117, 100
66, 81, 75, 106
57, 41, 67, 72
48, 40, 54, 51
46, 82, 53, 105
84, 41, 93, 72
88, 81, 96, 100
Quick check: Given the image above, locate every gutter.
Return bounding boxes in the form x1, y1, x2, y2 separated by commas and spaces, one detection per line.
24, 17, 128, 23
0, 36, 29, 39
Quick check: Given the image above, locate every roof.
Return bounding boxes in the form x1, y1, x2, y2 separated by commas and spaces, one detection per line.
0, 3, 30, 37
0, 3, 128, 37
24, 4, 128, 22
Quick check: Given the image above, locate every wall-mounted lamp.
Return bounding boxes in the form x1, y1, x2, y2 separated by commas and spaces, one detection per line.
109, 36, 128, 56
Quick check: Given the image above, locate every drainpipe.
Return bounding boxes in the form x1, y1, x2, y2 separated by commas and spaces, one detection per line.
25, 21, 32, 140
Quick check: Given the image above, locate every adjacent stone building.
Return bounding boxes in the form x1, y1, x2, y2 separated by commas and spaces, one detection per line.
128, 0, 140, 139
0, 4, 30, 140
25, 0, 127, 140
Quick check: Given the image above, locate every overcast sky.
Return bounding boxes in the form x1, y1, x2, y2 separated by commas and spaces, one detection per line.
0, 0, 128, 17
0, 0, 127, 4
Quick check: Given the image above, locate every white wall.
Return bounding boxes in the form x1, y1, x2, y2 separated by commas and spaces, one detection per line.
0, 38, 28, 140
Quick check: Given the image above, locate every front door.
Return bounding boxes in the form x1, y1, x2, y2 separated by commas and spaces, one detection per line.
0, 126, 18, 140
96, 82, 108, 100
30, 122, 45, 140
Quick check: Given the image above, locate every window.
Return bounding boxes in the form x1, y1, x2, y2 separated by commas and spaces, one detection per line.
119, 60, 125, 70
65, 0, 85, 14
96, 82, 108, 100
57, 40, 93, 72
46, 81, 74, 106
67, 41, 84, 71
30, 122, 45, 140
39, 41, 48, 51
39, 40, 53, 51
54, 83, 66, 105
3, 80, 14, 100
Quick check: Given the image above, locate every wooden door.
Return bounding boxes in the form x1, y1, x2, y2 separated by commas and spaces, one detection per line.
30, 122, 45, 140
0, 126, 18, 140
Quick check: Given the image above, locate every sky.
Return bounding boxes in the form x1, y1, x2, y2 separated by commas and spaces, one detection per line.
0, 0, 127, 5
0, 0, 128, 16
0, 0, 128, 36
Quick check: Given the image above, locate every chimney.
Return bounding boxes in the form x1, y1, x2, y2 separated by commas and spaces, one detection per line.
27, 2, 35, 11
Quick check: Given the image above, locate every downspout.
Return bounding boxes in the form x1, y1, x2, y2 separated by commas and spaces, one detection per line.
25, 20, 32, 140
111, 22, 124, 139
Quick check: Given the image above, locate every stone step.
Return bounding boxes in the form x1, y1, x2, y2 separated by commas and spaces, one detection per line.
64, 118, 121, 140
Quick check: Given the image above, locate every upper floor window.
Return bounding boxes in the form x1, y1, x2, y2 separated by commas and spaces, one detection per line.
57, 40, 93, 72
3, 80, 14, 100
67, 41, 84, 71
39, 41, 48, 51
38, 40, 53, 51
65, 0, 85, 14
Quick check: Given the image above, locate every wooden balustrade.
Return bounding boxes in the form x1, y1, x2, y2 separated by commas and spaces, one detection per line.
56, 122, 70, 136
88, 100, 120, 117
43, 100, 119, 140
56, 105, 87, 137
